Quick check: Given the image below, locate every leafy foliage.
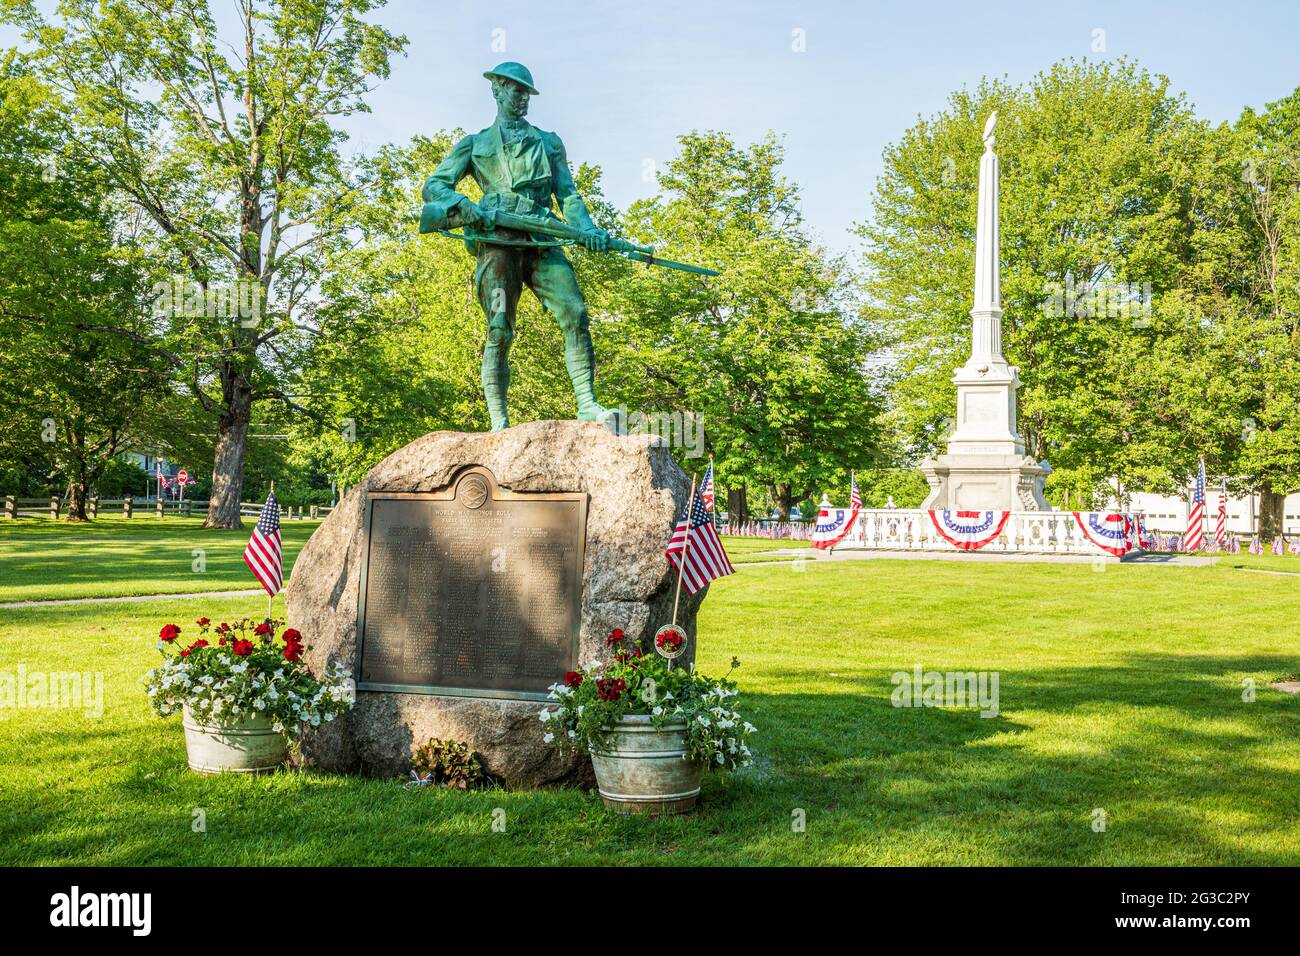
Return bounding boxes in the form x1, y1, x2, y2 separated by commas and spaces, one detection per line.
540, 629, 756, 772
410, 738, 487, 790
142, 616, 353, 736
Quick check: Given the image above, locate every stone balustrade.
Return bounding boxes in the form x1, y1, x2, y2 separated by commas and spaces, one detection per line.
837, 509, 1137, 555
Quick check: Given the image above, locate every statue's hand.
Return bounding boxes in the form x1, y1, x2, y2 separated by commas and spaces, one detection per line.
459, 200, 489, 229
579, 226, 610, 252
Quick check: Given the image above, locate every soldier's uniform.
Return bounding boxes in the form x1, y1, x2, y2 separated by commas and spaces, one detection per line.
421, 65, 606, 431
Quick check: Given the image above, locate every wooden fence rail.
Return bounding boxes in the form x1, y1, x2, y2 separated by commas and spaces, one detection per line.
3, 495, 332, 521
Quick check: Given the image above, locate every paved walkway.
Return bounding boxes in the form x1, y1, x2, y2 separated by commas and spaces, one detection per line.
0, 588, 263, 609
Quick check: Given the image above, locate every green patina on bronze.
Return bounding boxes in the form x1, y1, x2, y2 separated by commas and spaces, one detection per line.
420, 62, 715, 432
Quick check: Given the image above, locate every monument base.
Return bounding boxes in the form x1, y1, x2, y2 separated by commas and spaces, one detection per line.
285, 420, 703, 788
920, 453, 1052, 511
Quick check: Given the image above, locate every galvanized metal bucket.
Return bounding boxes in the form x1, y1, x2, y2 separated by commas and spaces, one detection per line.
590, 715, 703, 814
182, 705, 288, 774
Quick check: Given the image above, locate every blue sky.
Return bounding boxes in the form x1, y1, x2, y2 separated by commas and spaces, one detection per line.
338, 0, 1300, 252
5, 1, 1299, 252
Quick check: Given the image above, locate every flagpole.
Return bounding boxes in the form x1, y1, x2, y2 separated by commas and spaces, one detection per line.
671, 473, 699, 629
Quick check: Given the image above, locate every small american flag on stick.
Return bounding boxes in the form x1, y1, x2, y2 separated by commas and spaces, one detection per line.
666, 478, 734, 596
700, 458, 716, 513
244, 488, 283, 597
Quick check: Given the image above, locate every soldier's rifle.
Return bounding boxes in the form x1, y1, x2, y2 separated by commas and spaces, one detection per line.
438, 207, 720, 277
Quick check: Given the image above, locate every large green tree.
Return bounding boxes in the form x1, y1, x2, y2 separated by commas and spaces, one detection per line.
1222, 91, 1300, 535
859, 59, 1222, 507
3, 0, 406, 526
0, 59, 174, 518
601, 131, 883, 520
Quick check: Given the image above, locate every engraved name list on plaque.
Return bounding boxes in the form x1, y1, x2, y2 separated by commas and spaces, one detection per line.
355, 466, 586, 700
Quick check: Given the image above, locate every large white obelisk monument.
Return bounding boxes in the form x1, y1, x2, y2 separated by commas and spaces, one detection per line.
921, 113, 1052, 511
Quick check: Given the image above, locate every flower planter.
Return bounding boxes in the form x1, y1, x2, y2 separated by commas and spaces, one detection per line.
590, 715, 703, 815
182, 705, 288, 774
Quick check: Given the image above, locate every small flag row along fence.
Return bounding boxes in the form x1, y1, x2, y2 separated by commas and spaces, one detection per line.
1144, 533, 1296, 555
717, 520, 815, 540
2, 496, 333, 521
834, 508, 1300, 557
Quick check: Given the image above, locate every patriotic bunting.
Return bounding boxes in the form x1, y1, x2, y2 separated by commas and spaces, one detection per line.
928, 510, 1009, 551
811, 473, 861, 550
1073, 511, 1134, 557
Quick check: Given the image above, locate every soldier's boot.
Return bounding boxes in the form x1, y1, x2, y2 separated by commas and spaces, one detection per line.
482, 315, 513, 431
565, 339, 622, 434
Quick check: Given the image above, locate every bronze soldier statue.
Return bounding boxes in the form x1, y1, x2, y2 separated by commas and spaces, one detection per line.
420, 62, 615, 432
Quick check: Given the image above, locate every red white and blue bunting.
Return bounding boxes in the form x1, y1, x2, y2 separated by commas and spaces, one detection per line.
928, 510, 1010, 551
1073, 511, 1135, 557
811, 504, 859, 550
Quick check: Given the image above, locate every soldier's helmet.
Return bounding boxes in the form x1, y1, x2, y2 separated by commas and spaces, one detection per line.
483, 61, 539, 95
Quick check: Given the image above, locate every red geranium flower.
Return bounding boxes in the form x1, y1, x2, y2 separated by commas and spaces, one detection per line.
605, 628, 625, 647
281, 628, 302, 644
196, 617, 210, 627
597, 677, 627, 701
254, 621, 272, 637
180, 638, 209, 657
216, 622, 231, 634
232, 639, 254, 657
656, 631, 682, 651
159, 623, 181, 642
564, 670, 583, 687
283, 641, 304, 663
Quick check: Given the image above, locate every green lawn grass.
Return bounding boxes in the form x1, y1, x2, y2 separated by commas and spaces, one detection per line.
2, 536, 1298, 865
720, 534, 810, 564
0, 523, 800, 602
0, 517, 321, 602
1215, 553, 1300, 575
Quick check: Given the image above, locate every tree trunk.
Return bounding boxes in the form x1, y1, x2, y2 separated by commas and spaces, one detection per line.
1259, 482, 1285, 540
61, 425, 89, 521
772, 483, 795, 522
727, 485, 749, 525
205, 375, 253, 529
64, 477, 88, 522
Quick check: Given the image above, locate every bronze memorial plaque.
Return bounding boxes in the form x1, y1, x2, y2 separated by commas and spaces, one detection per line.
355, 467, 586, 700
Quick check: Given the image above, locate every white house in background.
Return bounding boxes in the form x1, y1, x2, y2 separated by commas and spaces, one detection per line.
125, 453, 179, 479
1102, 485, 1300, 535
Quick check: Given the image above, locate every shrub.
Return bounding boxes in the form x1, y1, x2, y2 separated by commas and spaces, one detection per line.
411, 738, 487, 789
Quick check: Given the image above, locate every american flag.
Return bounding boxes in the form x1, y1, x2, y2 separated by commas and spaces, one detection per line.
666, 482, 734, 594
156, 464, 170, 489
850, 471, 861, 510
243, 490, 283, 596
700, 459, 715, 512
1184, 459, 1205, 552
1214, 478, 1228, 550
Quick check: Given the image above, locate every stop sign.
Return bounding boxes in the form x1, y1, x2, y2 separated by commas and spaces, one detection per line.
177, 470, 190, 485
